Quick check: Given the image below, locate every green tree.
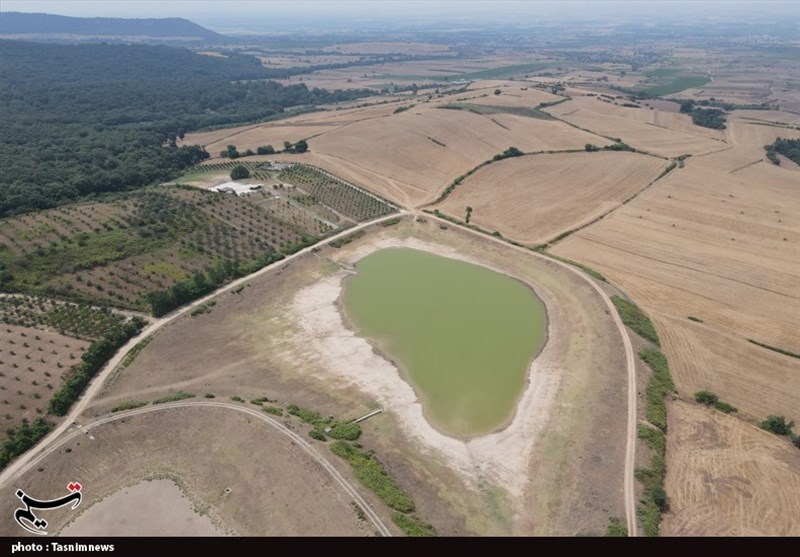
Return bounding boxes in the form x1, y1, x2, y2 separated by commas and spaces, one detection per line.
230, 165, 250, 180
694, 390, 718, 406
465, 206, 473, 224
257, 145, 275, 155
760, 415, 795, 436
494, 89, 502, 95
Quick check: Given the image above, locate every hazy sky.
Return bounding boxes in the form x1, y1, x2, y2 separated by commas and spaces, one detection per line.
2, 1, 798, 30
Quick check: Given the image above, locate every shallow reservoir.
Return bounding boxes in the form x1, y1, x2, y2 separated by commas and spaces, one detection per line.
342, 247, 547, 436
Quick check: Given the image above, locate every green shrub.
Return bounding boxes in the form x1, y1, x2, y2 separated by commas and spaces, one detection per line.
330, 441, 414, 513
204, 393, 215, 398
391, 512, 436, 537
152, 391, 194, 404
606, 517, 627, 537
327, 422, 362, 441
687, 316, 703, 322
793, 435, 800, 449
760, 415, 795, 436
694, 390, 718, 406
309, 429, 327, 442
111, 400, 147, 412
230, 395, 244, 402
263, 406, 283, 416
714, 401, 737, 413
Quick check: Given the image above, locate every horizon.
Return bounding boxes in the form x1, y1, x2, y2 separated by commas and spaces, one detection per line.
2, 1, 799, 32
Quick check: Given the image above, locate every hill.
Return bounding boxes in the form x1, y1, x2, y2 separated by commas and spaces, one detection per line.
0, 12, 222, 41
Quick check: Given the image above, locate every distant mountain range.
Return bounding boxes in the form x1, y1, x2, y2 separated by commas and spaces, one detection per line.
0, 12, 223, 42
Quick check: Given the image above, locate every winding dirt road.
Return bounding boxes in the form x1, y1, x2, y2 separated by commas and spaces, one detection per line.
1, 208, 637, 536
8, 401, 393, 537
0, 212, 406, 490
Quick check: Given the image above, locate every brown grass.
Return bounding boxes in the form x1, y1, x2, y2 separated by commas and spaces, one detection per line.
662, 399, 800, 536
0, 406, 371, 536
545, 95, 726, 157
434, 151, 665, 244
552, 125, 799, 427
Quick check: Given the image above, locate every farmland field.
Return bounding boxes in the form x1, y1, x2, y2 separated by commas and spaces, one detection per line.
662, 400, 800, 536
2, 9, 800, 539
434, 151, 667, 244
342, 247, 546, 436
0, 179, 392, 313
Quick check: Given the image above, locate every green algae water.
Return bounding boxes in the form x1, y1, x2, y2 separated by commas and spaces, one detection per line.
342, 247, 547, 436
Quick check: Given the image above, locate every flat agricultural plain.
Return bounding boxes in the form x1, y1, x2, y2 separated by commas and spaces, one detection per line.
76, 218, 628, 536
434, 151, 667, 244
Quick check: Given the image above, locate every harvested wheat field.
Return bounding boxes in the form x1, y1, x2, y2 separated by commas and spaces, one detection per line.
662, 400, 800, 536
303, 105, 607, 206
545, 95, 726, 157
434, 151, 667, 244
552, 150, 800, 423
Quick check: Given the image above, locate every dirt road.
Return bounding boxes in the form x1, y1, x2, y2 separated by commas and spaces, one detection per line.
0, 212, 406, 490
8, 401, 392, 537
424, 213, 639, 537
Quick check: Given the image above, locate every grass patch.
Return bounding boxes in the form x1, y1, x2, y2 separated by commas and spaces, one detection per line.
639, 347, 674, 432
111, 400, 147, 412
612, 295, 660, 346
286, 404, 362, 440
152, 391, 195, 404
636, 76, 711, 97
606, 517, 628, 537
118, 337, 152, 370
636, 425, 667, 536
747, 339, 800, 359
391, 512, 436, 537
263, 405, 283, 416
189, 300, 216, 317
329, 441, 414, 513
329, 230, 366, 249
380, 218, 402, 227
